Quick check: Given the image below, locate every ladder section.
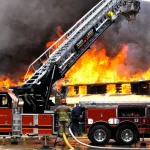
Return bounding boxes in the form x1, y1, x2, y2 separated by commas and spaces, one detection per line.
12, 108, 21, 137
22, 0, 121, 88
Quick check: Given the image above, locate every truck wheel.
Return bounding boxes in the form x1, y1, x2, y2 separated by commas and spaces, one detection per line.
88, 125, 111, 145
116, 125, 137, 145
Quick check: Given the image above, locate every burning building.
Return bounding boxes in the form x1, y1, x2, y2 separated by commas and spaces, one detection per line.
57, 43, 150, 97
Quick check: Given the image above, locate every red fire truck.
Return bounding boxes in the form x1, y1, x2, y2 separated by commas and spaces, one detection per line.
1, 90, 150, 146
79, 99, 150, 145
0, 0, 140, 146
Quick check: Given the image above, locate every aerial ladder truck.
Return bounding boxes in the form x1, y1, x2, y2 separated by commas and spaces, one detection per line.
0, 0, 140, 145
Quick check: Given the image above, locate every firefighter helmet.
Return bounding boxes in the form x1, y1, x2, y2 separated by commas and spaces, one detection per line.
61, 99, 66, 104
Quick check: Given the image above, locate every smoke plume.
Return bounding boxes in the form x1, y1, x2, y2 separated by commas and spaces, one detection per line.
0, 0, 149, 80
0, 0, 99, 78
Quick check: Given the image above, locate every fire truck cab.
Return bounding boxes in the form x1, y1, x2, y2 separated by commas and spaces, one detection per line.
0, 91, 13, 136
0, 90, 56, 142
81, 99, 150, 145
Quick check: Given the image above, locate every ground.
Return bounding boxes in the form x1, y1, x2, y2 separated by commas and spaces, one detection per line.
0, 136, 150, 150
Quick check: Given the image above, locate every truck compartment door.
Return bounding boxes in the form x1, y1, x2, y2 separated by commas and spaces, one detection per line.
0, 109, 12, 133
22, 115, 34, 134
38, 114, 53, 135
21, 114, 53, 135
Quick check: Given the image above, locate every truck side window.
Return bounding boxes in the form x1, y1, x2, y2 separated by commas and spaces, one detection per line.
118, 106, 145, 117
0, 95, 8, 107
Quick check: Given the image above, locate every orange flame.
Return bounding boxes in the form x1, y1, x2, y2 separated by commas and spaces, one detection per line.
0, 76, 22, 90
46, 26, 65, 55
63, 44, 150, 85
24, 71, 34, 81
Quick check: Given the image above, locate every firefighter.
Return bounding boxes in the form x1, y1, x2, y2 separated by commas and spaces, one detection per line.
71, 103, 83, 136
55, 99, 71, 137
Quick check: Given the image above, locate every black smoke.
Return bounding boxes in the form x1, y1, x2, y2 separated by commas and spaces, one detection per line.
0, 0, 149, 80
0, 0, 99, 78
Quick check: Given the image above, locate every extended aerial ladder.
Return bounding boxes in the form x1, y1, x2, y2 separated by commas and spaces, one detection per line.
12, 0, 140, 113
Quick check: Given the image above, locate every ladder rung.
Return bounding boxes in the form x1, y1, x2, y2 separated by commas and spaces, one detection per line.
27, 79, 35, 81
34, 73, 41, 75
0, 135, 11, 137
13, 118, 21, 120
26, 81, 35, 83
12, 135, 21, 137
24, 83, 32, 85
13, 124, 20, 126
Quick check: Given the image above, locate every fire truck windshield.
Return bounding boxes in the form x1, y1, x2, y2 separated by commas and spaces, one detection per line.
0, 95, 8, 107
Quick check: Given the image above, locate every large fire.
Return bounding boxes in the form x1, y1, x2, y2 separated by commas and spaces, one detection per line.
1, 26, 150, 94
0, 71, 33, 90
64, 44, 150, 85
0, 76, 22, 90
55, 43, 150, 95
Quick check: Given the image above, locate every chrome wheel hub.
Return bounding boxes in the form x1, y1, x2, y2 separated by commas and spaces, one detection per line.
94, 129, 106, 142
121, 129, 133, 142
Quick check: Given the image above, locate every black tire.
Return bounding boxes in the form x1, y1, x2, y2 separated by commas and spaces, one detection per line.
116, 125, 138, 145
88, 125, 111, 145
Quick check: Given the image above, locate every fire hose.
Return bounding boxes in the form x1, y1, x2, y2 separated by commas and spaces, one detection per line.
63, 132, 74, 150
68, 127, 150, 149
